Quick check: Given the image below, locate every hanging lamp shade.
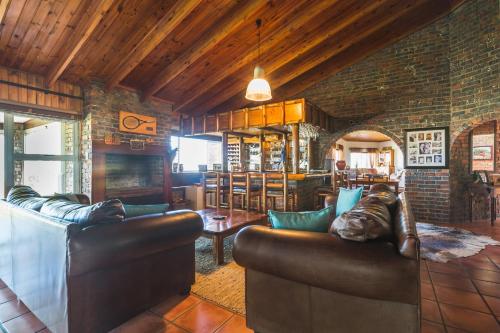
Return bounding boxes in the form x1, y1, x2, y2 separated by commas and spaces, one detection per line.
245, 65, 272, 101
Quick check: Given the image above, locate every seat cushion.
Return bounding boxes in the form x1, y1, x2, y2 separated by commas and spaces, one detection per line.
41, 198, 125, 227
123, 203, 169, 218
331, 196, 392, 242
6, 185, 48, 211
268, 205, 335, 233
336, 187, 363, 217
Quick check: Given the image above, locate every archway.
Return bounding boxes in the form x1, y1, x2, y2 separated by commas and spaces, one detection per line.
449, 119, 498, 224
321, 127, 404, 180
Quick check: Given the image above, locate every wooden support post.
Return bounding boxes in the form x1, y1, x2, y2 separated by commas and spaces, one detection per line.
291, 123, 299, 174
222, 132, 229, 172
259, 133, 265, 172
307, 138, 313, 173
216, 173, 221, 209
246, 173, 251, 210
283, 172, 289, 212
229, 173, 234, 210
262, 173, 267, 213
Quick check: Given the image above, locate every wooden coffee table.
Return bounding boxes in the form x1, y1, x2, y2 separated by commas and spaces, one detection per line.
197, 208, 267, 265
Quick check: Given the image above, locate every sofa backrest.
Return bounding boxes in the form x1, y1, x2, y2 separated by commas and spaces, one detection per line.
394, 192, 419, 260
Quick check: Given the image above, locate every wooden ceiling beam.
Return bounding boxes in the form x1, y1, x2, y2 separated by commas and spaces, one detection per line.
182, 0, 400, 113
142, 0, 267, 101
211, 0, 465, 116
45, 0, 115, 87
0, 0, 11, 26
173, 0, 340, 113
105, 0, 202, 91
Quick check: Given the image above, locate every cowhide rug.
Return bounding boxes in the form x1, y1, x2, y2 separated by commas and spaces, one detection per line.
416, 222, 499, 263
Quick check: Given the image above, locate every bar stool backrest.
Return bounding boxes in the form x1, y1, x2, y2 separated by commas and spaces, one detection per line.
262, 172, 289, 212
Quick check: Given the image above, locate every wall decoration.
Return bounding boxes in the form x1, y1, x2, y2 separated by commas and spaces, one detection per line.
119, 111, 157, 135
130, 139, 145, 150
404, 127, 449, 169
472, 146, 492, 160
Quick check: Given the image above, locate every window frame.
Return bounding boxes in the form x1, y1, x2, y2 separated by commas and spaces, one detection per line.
2, 113, 80, 196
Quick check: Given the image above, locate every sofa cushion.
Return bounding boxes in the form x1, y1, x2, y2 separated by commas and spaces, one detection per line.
367, 184, 398, 211
41, 198, 125, 227
331, 196, 392, 242
123, 203, 169, 218
6, 185, 48, 211
336, 187, 363, 217
268, 205, 335, 233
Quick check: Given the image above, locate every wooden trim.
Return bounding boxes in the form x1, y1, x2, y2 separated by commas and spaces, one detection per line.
0, 0, 10, 26
0, 100, 81, 117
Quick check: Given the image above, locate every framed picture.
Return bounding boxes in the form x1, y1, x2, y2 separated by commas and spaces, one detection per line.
404, 127, 449, 169
472, 146, 492, 160
119, 111, 157, 135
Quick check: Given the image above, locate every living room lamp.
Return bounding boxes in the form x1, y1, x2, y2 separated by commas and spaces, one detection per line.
245, 19, 272, 102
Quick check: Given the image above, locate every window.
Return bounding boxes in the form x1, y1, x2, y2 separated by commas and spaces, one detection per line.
350, 152, 375, 169
171, 136, 221, 171
1, 112, 79, 197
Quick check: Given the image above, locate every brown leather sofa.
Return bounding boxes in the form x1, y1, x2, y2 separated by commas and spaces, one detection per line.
233, 192, 420, 333
0, 197, 203, 333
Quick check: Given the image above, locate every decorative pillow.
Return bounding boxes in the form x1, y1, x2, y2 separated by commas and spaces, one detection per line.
336, 187, 363, 217
268, 205, 335, 233
6, 185, 48, 211
41, 198, 125, 227
367, 184, 398, 211
330, 196, 392, 242
123, 203, 169, 218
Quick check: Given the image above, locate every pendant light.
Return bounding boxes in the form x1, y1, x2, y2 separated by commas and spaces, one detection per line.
245, 19, 272, 102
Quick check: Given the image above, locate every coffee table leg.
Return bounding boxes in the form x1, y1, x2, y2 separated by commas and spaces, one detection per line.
213, 235, 225, 265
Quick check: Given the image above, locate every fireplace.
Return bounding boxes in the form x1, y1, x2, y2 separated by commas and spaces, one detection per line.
91, 142, 171, 204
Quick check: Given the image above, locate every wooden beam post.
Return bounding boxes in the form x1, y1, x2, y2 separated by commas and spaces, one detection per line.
222, 132, 229, 172
259, 133, 265, 172
46, 0, 115, 87
307, 138, 313, 173
291, 123, 299, 174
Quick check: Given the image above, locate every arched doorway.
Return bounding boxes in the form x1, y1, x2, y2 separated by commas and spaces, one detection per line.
450, 119, 498, 224
325, 129, 404, 183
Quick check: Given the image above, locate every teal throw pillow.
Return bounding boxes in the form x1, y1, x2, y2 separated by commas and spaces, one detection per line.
123, 203, 169, 218
268, 205, 335, 233
336, 187, 363, 217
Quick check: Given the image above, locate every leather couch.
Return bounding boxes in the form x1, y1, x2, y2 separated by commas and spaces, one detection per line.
0, 196, 203, 333
233, 192, 420, 333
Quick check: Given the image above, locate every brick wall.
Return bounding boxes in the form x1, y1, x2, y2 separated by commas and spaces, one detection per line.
81, 82, 178, 199
299, 0, 498, 223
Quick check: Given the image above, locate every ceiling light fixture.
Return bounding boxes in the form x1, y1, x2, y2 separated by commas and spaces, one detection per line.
245, 19, 272, 102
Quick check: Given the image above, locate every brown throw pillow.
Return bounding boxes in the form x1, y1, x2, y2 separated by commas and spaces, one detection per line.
330, 196, 392, 242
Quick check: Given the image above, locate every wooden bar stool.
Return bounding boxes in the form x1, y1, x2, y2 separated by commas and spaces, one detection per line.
202, 172, 229, 208
262, 173, 296, 212
229, 172, 261, 211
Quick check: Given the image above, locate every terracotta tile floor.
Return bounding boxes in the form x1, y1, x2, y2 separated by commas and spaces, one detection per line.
0, 222, 498, 333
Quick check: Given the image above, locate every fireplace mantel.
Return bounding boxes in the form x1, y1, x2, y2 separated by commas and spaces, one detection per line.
91, 141, 172, 204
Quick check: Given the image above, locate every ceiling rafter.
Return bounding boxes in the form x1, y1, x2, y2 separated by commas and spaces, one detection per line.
0, 0, 12, 27
172, 0, 341, 113
210, 0, 466, 116
45, 0, 115, 87
141, 0, 267, 101
188, 0, 410, 115
105, 0, 202, 91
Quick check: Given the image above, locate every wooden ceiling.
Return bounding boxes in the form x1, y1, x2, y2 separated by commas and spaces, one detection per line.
0, 0, 464, 115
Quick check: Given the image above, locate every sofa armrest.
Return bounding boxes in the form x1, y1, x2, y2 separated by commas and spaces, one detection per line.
68, 210, 203, 276
233, 225, 419, 304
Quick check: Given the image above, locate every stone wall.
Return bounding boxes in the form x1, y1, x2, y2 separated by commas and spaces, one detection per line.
300, 0, 499, 223
81, 83, 177, 199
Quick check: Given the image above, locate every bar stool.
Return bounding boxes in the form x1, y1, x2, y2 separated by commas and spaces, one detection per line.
229, 172, 261, 211
262, 173, 296, 212
202, 172, 229, 208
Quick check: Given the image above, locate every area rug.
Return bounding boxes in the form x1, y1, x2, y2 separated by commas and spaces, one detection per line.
416, 222, 499, 263
192, 236, 245, 315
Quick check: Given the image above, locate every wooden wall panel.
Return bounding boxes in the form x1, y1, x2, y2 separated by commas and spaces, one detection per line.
0, 66, 82, 115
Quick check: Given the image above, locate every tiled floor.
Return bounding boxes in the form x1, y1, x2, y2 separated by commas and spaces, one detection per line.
0, 222, 499, 333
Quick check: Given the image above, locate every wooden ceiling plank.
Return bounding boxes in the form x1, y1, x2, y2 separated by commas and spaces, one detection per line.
142, 0, 267, 101
0, 0, 11, 25
172, 0, 338, 112
182, 0, 399, 115
105, 0, 202, 91
45, 0, 115, 87
0, 0, 27, 52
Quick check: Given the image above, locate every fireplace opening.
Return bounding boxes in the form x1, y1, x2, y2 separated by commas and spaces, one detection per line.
105, 154, 164, 201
